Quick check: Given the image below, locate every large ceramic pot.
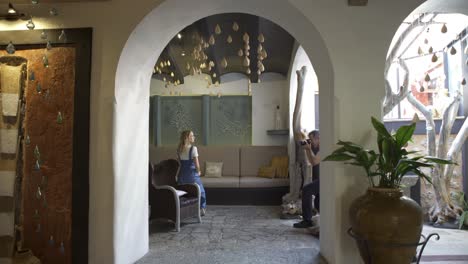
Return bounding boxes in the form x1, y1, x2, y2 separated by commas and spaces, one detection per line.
349, 188, 423, 264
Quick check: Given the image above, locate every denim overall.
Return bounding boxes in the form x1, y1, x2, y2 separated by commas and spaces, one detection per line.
178, 146, 206, 209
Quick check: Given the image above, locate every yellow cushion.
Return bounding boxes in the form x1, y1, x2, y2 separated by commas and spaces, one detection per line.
271, 156, 289, 178
204, 161, 223, 178
257, 166, 276, 179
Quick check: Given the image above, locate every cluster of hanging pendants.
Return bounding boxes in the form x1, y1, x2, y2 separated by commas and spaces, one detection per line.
153, 21, 268, 97
415, 22, 467, 92
4, 0, 69, 256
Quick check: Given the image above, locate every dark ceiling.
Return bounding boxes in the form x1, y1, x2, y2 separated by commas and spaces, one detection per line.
153, 13, 295, 85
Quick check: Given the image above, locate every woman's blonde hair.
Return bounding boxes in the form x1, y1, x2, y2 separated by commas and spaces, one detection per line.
177, 130, 192, 155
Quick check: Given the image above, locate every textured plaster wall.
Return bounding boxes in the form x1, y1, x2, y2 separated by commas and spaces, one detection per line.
4, 0, 466, 263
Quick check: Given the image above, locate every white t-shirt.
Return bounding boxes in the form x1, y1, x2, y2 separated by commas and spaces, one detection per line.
178, 145, 199, 160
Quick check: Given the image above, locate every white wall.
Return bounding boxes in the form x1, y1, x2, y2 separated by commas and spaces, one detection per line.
151, 72, 289, 145
4, 0, 464, 263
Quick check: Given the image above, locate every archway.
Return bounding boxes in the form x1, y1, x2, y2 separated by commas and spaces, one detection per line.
115, 0, 334, 262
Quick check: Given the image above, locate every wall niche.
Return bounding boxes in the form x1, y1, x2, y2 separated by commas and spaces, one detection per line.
0, 28, 91, 264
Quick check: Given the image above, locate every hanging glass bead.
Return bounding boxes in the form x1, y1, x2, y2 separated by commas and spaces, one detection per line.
428, 46, 433, 53
41, 30, 48, 40
25, 135, 31, 145
49, 8, 58, 16
36, 83, 42, 93
60, 242, 65, 255
34, 145, 40, 159
57, 112, 63, 124
36, 186, 42, 199
450, 46, 457, 55
462, 78, 467, 85
258, 33, 265, 43
221, 58, 228, 68
42, 55, 49, 68
238, 49, 243, 57
441, 23, 447, 33
29, 70, 35, 81
208, 35, 215, 45
31, 0, 39, 4
35, 160, 41, 171
26, 19, 35, 30
232, 22, 239, 32
431, 54, 438, 63
424, 73, 431, 82
227, 35, 232, 44
58, 29, 67, 42
46, 41, 52, 51
49, 236, 55, 246
214, 24, 221, 35
6, 42, 15, 54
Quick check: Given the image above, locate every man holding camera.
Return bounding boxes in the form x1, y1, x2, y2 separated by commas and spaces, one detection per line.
293, 130, 320, 228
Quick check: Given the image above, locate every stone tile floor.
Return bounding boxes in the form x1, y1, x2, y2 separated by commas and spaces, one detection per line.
137, 206, 324, 264
137, 205, 468, 264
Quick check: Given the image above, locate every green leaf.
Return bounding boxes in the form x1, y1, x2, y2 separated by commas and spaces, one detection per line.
412, 168, 433, 185
395, 123, 416, 148
323, 153, 354, 161
424, 156, 456, 165
459, 211, 467, 229
371, 117, 391, 138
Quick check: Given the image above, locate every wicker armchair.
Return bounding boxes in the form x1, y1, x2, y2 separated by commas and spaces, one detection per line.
149, 159, 202, 231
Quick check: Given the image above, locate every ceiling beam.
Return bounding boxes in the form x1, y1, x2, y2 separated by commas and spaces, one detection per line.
348, 0, 368, 6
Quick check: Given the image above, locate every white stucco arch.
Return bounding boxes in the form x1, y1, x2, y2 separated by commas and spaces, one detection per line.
114, 0, 334, 263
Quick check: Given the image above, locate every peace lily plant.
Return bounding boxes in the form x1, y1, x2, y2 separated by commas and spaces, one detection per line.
323, 117, 454, 189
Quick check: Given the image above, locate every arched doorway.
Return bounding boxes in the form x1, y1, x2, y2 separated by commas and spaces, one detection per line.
115, 0, 334, 262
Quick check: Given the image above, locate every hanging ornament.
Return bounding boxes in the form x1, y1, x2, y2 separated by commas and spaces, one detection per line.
212, 73, 217, 78
462, 78, 467, 86
36, 83, 42, 93
34, 160, 41, 171
186, 62, 191, 71
258, 33, 265, 43
170, 72, 174, 77
244, 43, 250, 50
26, 19, 35, 30
58, 29, 67, 42
232, 22, 239, 32
257, 44, 263, 53
49, 8, 58, 16
243, 33, 249, 42
424, 38, 429, 44
257, 69, 262, 75
29, 70, 35, 81
31, 0, 39, 4
428, 46, 433, 53
238, 49, 243, 57
441, 23, 448, 33
36, 186, 42, 199
258, 61, 265, 72
227, 35, 232, 44
209, 61, 215, 67
261, 50, 268, 59
412, 113, 420, 124
34, 145, 40, 159
243, 56, 250, 67
419, 86, 425, 92
25, 135, 31, 145
417, 46, 424, 56
42, 55, 49, 68
60, 242, 65, 255
6, 42, 15, 54
245, 50, 250, 56
221, 57, 228, 68
209, 35, 215, 45
41, 30, 48, 40
46, 41, 52, 51
424, 73, 431, 82
57, 111, 63, 124
258, 78, 261, 83
246, 68, 251, 74
215, 24, 222, 35
431, 54, 438, 63
450, 46, 457, 55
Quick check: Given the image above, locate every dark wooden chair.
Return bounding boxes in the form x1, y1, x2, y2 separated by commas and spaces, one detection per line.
149, 159, 201, 231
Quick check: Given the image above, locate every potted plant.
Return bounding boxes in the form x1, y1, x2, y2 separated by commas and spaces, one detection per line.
323, 117, 454, 264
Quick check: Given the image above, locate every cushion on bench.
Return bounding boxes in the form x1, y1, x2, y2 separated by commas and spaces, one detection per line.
239, 177, 289, 188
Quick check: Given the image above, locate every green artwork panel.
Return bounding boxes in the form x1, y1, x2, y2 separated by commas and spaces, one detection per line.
209, 96, 252, 145
160, 96, 203, 146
